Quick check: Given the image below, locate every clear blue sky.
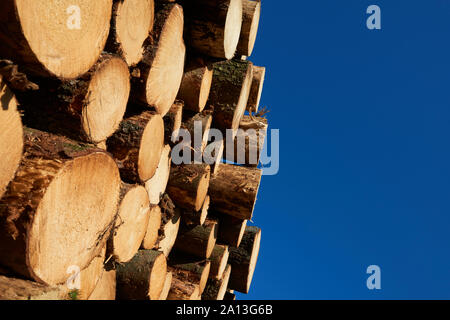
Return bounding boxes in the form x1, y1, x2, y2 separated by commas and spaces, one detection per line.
241, 0, 450, 299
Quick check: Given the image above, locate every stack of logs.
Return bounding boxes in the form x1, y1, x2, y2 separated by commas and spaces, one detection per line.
0, 0, 266, 300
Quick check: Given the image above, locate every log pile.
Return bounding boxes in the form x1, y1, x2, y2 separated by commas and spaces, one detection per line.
0, 0, 266, 300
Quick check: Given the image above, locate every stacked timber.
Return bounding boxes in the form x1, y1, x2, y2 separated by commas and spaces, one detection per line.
0, 0, 266, 300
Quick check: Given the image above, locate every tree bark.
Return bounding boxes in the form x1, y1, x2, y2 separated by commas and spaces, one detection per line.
116, 249, 167, 300
0, 128, 121, 285
209, 164, 262, 220
157, 194, 181, 257
107, 111, 164, 183
236, 0, 261, 57
167, 276, 200, 300
105, 0, 155, 66
182, 195, 210, 226
0, 275, 61, 300
173, 218, 218, 259
0, 0, 112, 79
213, 213, 247, 247
168, 255, 210, 294
228, 226, 261, 293
202, 264, 231, 300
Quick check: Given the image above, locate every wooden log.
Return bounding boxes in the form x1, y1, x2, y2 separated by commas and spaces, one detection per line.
168, 255, 210, 294
167, 276, 200, 300
157, 194, 181, 256
181, 0, 243, 59
182, 195, 210, 226
236, 0, 261, 57
116, 249, 167, 300
209, 164, 262, 220
131, 3, 185, 116
107, 111, 164, 183
228, 226, 261, 293
177, 59, 213, 112
164, 100, 184, 144
0, 275, 60, 300
247, 66, 265, 112
106, 0, 155, 66
158, 271, 173, 300
142, 205, 162, 250
224, 290, 236, 300
166, 164, 211, 211
180, 110, 213, 157
19, 54, 130, 145
88, 269, 116, 300
0, 76, 23, 199
214, 213, 247, 247
209, 60, 253, 136
74, 246, 107, 300
145, 144, 171, 205
223, 115, 268, 166
0, 1, 112, 79
209, 244, 229, 280
204, 139, 224, 175
107, 184, 150, 263
202, 264, 231, 300
173, 218, 218, 259
0, 128, 121, 285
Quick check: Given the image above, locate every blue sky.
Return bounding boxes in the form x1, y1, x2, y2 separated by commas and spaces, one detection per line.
240, 0, 450, 299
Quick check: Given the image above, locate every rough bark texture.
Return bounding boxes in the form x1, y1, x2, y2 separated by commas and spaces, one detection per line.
157, 194, 181, 256
168, 255, 210, 293
182, 195, 209, 226
173, 219, 218, 259
209, 164, 262, 220
167, 276, 200, 300
0, 275, 61, 300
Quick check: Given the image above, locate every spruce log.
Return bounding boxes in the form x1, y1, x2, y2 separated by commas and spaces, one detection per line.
0, 275, 60, 300
0, 128, 121, 285
228, 226, 261, 293
107, 184, 150, 263
157, 194, 181, 256
168, 255, 210, 294
177, 59, 213, 112
158, 271, 173, 300
223, 115, 268, 166
166, 164, 211, 211
116, 249, 167, 300
106, 0, 155, 66
247, 65, 265, 112
167, 276, 200, 300
131, 3, 185, 116
209, 244, 229, 280
164, 100, 184, 145
145, 144, 171, 205
88, 269, 116, 300
182, 195, 209, 226
107, 111, 164, 183
204, 139, 224, 175
180, 110, 213, 157
181, 0, 243, 59
0, 76, 23, 199
173, 219, 218, 259
202, 264, 231, 300
209, 60, 253, 136
209, 164, 262, 220
214, 213, 247, 247
0, 1, 112, 79
236, 0, 261, 57
142, 205, 162, 250
19, 54, 130, 145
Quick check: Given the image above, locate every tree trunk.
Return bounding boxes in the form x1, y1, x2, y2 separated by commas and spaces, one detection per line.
181, 0, 243, 59
157, 194, 181, 256
209, 59, 253, 136
209, 244, 229, 280
224, 115, 268, 166
107, 184, 151, 263
131, 3, 186, 116
167, 276, 200, 300
0, 76, 23, 199
167, 164, 211, 211
236, 0, 261, 57
19, 54, 130, 145
142, 205, 162, 250
209, 164, 262, 220
0, 275, 61, 300
213, 213, 247, 247
145, 144, 172, 205
0, 128, 121, 285
0, 0, 112, 79
168, 255, 211, 294
228, 226, 261, 293
88, 269, 116, 300
105, 0, 155, 66
158, 271, 173, 300
116, 249, 167, 300
164, 100, 184, 145
182, 195, 210, 226
202, 264, 231, 300
107, 111, 164, 183
173, 218, 218, 259
177, 59, 213, 112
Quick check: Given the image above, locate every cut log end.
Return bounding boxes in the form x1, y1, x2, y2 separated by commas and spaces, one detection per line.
209, 244, 230, 280
236, 0, 261, 56
247, 66, 266, 113
224, 0, 244, 59
145, 144, 172, 205
142, 205, 162, 250
88, 269, 116, 300
177, 63, 213, 112
158, 271, 173, 300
